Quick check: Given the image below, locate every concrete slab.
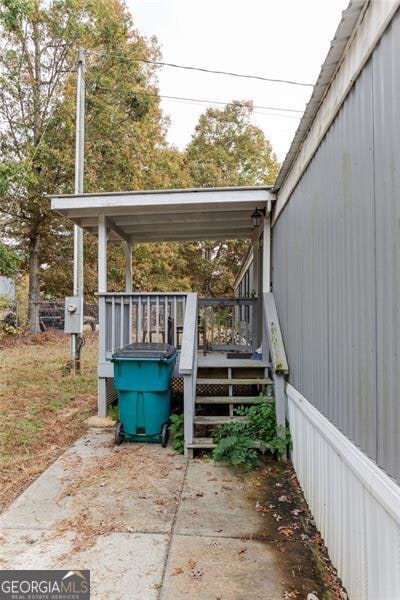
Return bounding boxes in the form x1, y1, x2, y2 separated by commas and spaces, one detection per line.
0, 431, 343, 599
0, 430, 186, 534
160, 534, 283, 600
174, 460, 263, 538
0, 529, 168, 600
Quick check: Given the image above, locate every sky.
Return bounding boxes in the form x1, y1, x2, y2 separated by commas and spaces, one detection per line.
127, 0, 349, 162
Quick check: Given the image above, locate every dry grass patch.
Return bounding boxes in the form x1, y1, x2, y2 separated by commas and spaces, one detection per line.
0, 331, 97, 512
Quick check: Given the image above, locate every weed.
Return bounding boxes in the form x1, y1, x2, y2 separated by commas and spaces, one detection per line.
212, 398, 291, 470
107, 403, 119, 421
169, 413, 184, 454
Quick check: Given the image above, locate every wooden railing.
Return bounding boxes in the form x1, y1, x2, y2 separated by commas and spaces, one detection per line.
198, 297, 257, 352
263, 292, 289, 458
97, 292, 188, 357
179, 292, 198, 455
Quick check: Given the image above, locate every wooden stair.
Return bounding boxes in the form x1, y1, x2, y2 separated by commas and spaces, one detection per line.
188, 355, 274, 455
195, 396, 273, 405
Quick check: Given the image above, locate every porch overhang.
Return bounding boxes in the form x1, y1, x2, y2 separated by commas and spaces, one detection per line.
50, 186, 275, 243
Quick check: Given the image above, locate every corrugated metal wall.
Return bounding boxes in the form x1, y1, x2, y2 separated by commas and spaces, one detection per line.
272, 11, 400, 482
287, 384, 400, 600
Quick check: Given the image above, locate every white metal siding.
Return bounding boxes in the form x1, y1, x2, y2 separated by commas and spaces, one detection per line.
288, 384, 400, 600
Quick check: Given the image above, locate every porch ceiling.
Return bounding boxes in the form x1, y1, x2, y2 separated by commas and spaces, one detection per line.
50, 186, 275, 243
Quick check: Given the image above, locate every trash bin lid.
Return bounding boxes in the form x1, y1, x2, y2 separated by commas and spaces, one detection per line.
112, 342, 176, 360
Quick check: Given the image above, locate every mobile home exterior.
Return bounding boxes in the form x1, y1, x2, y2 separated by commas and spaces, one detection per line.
235, 1, 400, 597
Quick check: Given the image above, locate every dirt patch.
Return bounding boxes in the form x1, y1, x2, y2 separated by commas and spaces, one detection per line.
0, 332, 98, 512
245, 457, 347, 599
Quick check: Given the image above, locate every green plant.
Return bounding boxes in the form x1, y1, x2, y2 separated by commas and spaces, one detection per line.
212, 399, 291, 470
212, 434, 259, 471
170, 413, 184, 454
107, 403, 119, 421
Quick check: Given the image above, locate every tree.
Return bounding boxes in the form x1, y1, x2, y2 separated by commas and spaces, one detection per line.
0, 241, 19, 277
0, 0, 173, 329
183, 101, 279, 296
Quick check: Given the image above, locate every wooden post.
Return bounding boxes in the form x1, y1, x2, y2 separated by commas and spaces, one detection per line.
252, 231, 261, 349
180, 293, 198, 457
123, 241, 132, 292
262, 214, 271, 358
262, 214, 271, 294
98, 214, 107, 418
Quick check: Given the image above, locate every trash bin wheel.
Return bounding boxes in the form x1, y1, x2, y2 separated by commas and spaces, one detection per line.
115, 421, 125, 445
161, 423, 169, 448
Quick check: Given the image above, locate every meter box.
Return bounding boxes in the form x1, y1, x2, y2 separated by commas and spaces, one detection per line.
64, 296, 84, 334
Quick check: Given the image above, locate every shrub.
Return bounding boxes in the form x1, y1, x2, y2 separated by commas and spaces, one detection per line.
212, 399, 291, 470
170, 413, 184, 454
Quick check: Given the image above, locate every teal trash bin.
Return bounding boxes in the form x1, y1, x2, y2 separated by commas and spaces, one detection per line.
111, 343, 176, 446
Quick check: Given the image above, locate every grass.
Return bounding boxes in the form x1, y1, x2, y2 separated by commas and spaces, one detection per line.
0, 330, 98, 512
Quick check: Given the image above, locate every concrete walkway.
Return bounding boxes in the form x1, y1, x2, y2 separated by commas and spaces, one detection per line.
0, 429, 334, 599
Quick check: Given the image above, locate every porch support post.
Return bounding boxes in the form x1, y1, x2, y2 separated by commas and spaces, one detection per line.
251, 232, 260, 350
262, 213, 271, 360
262, 213, 271, 294
123, 241, 132, 292
98, 214, 108, 417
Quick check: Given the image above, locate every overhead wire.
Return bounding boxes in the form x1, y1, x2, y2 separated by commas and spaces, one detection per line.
87, 49, 314, 88
83, 77, 304, 117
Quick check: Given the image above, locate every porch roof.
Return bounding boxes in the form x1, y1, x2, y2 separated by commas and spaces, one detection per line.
50, 186, 275, 243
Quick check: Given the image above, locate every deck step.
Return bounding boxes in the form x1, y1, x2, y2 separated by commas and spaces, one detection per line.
186, 437, 217, 449
196, 378, 272, 386
186, 437, 264, 450
194, 415, 248, 425
195, 396, 273, 404
197, 357, 270, 368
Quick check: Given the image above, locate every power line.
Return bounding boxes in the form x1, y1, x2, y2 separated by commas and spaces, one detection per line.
85, 79, 304, 115
140, 59, 314, 88
159, 93, 303, 114
88, 50, 314, 88
160, 97, 301, 119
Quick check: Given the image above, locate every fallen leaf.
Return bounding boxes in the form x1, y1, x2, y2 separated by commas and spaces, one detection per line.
171, 567, 184, 576
278, 526, 294, 538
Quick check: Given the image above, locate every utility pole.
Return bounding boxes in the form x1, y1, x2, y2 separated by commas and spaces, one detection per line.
71, 47, 85, 374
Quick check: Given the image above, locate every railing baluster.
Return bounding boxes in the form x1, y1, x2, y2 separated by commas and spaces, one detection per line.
147, 296, 151, 342
138, 296, 142, 343
224, 307, 228, 345
156, 296, 160, 342
120, 296, 124, 348
173, 296, 177, 347
164, 296, 168, 343
129, 296, 132, 344
232, 303, 235, 346
111, 296, 116, 353
182, 295, 186, 349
